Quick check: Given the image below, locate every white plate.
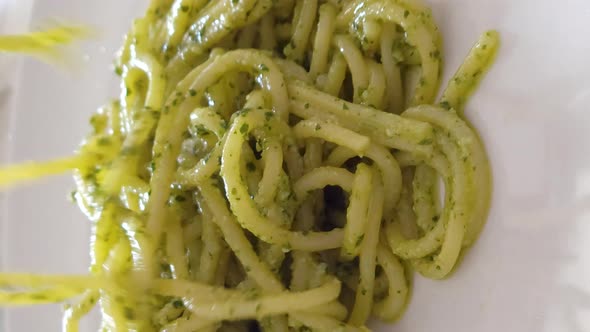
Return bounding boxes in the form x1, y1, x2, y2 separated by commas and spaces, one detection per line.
2, 1, 590, 331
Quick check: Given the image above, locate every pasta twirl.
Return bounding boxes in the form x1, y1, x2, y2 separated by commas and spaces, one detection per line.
0, 0, 499, 331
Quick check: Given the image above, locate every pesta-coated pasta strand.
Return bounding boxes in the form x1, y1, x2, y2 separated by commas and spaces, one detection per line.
0, 1, 498, 330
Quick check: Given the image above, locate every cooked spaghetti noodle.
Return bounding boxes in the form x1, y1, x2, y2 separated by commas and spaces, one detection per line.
0, 0, 499, 331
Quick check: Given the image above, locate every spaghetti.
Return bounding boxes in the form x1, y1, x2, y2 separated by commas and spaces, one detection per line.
0, 0, 499, 331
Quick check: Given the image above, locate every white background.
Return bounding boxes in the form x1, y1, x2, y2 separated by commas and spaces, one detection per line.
1, 1, 590, 331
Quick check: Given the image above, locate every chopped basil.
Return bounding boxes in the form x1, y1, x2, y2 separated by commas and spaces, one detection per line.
240, 123, 249, 135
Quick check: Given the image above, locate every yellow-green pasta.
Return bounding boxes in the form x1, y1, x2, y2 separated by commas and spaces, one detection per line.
0, 0, 499, 330
341, 163, 373, 260
349, 166, 384, 325
440, 31, 500, 114
0, 24, 91, 64
380, 22, 404, 113
309, 3, 337, 78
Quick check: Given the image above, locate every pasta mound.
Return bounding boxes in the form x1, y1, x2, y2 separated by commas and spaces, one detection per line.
0, 0, 498, 331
